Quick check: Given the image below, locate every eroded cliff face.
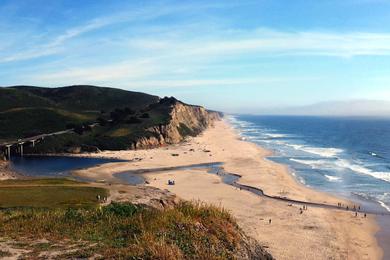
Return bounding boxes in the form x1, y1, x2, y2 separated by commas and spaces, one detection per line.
130, 101, 221, 150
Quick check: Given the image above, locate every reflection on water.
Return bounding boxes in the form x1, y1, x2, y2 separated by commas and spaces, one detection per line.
10, 156, 125, 178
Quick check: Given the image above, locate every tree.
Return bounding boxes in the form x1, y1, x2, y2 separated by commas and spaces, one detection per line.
74, 125, 84, 135
140, 113, 150, 118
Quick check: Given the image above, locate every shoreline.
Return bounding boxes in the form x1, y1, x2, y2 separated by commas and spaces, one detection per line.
71, 119, 382, 259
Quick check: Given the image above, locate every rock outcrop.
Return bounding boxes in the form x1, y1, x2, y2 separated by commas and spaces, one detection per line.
0, 161, 18, 180
130, 98, 222, 149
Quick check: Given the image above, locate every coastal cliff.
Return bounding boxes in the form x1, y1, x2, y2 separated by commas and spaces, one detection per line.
130, 98, 222, 149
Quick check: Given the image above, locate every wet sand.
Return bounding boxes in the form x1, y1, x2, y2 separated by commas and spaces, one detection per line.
76, 120, 382, 259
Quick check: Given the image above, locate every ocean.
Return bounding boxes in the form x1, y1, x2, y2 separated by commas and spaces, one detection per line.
228, 115, 390, 213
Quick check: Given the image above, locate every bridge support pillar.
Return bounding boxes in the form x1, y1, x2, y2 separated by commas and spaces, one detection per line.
6, 145, 11, 160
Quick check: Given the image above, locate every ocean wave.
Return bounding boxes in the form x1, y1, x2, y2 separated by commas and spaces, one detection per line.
335, 159, 390, 183
285, 143, 304, 150
264, 133, 289, 138
290, 158, 329, 168
300, 147, 343, 158
378, 201, 390, 212
352, 192, 390, 212
290, 158, 390, 183
324, 175, 342, 182
283, 143, 343, 157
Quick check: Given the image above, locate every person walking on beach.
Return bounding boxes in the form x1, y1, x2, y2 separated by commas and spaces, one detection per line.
269, 219, 272, 224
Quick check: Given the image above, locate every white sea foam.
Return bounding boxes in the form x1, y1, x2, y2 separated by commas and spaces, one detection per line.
324, 175, 342, 182
264, 133, 289, 138
378, 201, 390, 212
284, 143, 343, 157
290, 158, 390, 183
335, 159, 390, 183
300, 147, 343, 158
289, 158, 329, 168
286, 143, 304, 150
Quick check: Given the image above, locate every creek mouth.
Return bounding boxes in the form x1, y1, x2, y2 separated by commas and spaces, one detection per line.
8, 156, 390, 216
9, 155, 126, 180
115, 162, 390, 216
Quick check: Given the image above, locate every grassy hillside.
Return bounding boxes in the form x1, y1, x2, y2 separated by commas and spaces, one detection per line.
0, 85, 161, 142
0, 85, 218, 153
0, 88, 54, 111
8, 85, 160, 111
0, 108, 94, 140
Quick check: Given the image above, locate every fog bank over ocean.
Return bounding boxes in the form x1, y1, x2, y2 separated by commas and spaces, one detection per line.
240, 100, 390, 117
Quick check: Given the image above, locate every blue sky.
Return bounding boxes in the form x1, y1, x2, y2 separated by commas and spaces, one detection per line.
1, 0, 390, 113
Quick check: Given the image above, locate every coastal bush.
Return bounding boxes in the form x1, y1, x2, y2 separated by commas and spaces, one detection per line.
0, 201, 267, 259
178, 123, 197, 137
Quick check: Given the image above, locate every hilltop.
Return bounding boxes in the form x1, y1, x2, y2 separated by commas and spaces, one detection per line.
0, 85, 221, 154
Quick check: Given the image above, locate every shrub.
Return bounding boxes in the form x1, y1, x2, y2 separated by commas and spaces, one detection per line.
140, 113, 150, 118
126, 116, 142, 124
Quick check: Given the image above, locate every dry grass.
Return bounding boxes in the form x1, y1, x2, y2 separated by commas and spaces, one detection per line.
0, 201, 247, 259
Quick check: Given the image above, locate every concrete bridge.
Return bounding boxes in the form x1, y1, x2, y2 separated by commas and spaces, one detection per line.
0, 129, 72, 160
0, 122, 101, 160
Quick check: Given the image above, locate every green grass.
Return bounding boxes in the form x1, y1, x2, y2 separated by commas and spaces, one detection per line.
0, 108, 88, 139
0, 201, 249, 259
108, 127, 132, 137
0, 179, 107, 209
0, 178, 82, 186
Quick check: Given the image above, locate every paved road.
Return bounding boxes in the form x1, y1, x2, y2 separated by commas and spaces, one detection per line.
0, 129, 73, 147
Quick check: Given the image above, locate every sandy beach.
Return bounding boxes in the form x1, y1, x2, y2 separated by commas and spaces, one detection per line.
75, 120, 382, 259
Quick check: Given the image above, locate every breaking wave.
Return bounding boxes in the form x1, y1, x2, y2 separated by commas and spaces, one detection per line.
324, 175, 342, 182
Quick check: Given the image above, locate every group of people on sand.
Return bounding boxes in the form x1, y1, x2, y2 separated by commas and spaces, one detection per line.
300, 204, 308, 214
96, 194, 108, 203
337, 202, 367, 218
354, 211, 367, 218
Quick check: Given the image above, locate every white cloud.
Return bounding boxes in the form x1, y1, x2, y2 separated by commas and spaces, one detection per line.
121, 77, 317, 88
35, 59, 159, 84
5, 2, 390, 94
27, 27, 390, 88
0, 2, 213, 63
131, 30, 390, 58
